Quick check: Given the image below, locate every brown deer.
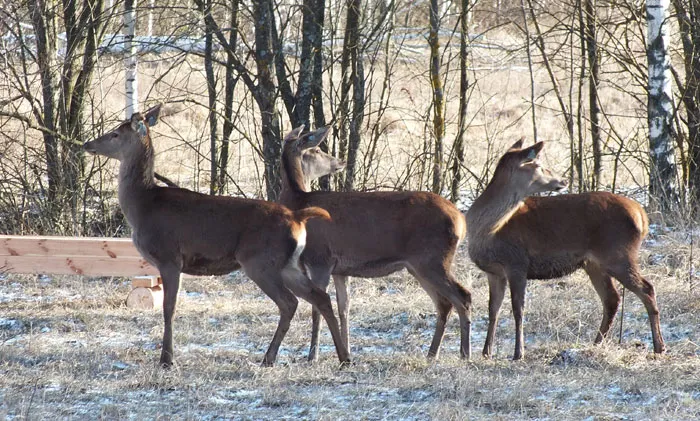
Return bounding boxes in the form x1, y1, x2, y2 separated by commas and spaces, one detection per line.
466, 139, 665, 360
280, 126, 472, 361
83, 106, 350, 367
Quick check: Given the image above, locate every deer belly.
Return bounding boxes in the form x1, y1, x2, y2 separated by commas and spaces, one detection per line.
333, 258, 406, 278
527, 253, 584, 280
182, 255, 241, 276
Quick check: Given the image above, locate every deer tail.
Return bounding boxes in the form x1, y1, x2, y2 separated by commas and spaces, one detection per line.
293, 206, 331, 223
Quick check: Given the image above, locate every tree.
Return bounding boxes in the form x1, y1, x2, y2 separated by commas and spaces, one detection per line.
450, 0, 471, 203
647, 0, 678, 210
124, 0, 138, 117
429, 0, 445, 195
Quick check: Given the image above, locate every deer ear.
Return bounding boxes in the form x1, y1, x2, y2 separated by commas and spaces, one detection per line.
284, 125, 305, 142
303, 126, 331, 149
144, 104, 162, 127
521, 141, 544, 162
509, 137, 525, 151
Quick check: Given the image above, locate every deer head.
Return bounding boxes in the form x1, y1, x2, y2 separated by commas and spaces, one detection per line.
84, 105, 162, 160
491, 138, 568, 196
283, 125, 347, 182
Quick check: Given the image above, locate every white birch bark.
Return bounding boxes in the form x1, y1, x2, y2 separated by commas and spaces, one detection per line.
647, 0, 677, 207
148, 0, 154, 37
125, 0, 139, 118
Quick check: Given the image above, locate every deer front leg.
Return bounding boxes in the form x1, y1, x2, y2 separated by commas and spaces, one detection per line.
507, 271, 528, 360
158, 263, 182, 368
483, 272, 507, 358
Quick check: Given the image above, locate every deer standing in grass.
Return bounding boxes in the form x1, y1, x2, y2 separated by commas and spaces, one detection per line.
466, 139, 665, 360
83, 106, 350, 367
280, 126, 472, 360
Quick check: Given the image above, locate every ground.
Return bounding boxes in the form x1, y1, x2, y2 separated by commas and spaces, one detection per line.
1, 233, 699, 420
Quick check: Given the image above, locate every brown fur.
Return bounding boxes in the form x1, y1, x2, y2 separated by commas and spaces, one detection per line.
466, 139, 665, 360
83, 107, 350, 367
280, 126, 472, 361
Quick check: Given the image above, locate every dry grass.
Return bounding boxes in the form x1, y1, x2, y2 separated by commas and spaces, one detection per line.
1, 236, 699, 420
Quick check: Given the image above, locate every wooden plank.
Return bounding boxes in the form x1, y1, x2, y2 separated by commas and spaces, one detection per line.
132, 276, 161, 288
1, 255, 159, 277
0, 236, 143, 258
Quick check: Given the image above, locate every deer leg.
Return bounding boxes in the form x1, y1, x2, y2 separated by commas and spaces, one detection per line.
584, 263, 620, 344
282, 266, 351, 364
507, 271, 528, 360
158, 263, 182, 368
306, 266, 333, 362
242, 261, 300, 366
333, 275, 351, 354
428, 295, 453, 359
483, 272, 507, 359
608, 262, 666, 354
411, 263, 471, 359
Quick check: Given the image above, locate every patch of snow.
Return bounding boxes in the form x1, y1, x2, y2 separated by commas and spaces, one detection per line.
111, 361, 129, 370
0, 318, 22, 331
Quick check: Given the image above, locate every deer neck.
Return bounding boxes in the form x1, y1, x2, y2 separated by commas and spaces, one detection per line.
280, 150, 309, 204
117, 138, 157, 221
467, 178, 526, 238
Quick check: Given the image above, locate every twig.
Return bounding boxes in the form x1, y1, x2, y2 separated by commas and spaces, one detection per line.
618, 286, 626, 344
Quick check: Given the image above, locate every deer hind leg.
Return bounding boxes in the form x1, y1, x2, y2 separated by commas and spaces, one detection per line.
411, 263, 472, 359
584, 262, 620, 345
607, 261, 666, 354
333, 275, 351, 355
306, 266, 333, 362
158, 262, 182, 368
408, 267, 452, 359
483, 272, 507, 359
244, 264, 299, 367
281, 265, 351, 364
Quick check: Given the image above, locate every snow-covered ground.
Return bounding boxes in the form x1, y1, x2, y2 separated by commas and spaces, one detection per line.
1, 238, 699, 420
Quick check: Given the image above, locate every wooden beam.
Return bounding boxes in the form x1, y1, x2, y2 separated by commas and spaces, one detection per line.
0, 236, 143, 258
1, 255, 159, 277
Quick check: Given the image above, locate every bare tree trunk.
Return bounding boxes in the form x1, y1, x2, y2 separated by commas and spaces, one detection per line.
340, 0, 363, 192
520, 0, 537, 143
295, 0, 318, 129
674, 0, 700, 208
585, 0, 601, 190
28, 0, 60, 211
219, 0, 240, 193
451, 0, 470, 203
255, 0, 283, 200
429, 0, 444, 195
647, 0, 678, 210
312, 0, 331, 191
200, 0, 219, 194
124, 0, 139, 117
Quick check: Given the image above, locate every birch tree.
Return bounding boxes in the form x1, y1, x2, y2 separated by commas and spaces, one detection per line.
124, 0, 138, 117
647, 0, 678, 209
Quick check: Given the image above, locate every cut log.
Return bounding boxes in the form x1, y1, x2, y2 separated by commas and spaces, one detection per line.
126, 285, 163, 310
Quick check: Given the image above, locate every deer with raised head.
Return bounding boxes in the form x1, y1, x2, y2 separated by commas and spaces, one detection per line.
466, 139, 665, 360
83, 106, 350, 367
280, 126, 472, 361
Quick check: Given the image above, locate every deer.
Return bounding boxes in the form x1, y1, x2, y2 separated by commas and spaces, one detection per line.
466, 139, 666, 360
83, 105, 350, 368
280, 125, 472, 361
